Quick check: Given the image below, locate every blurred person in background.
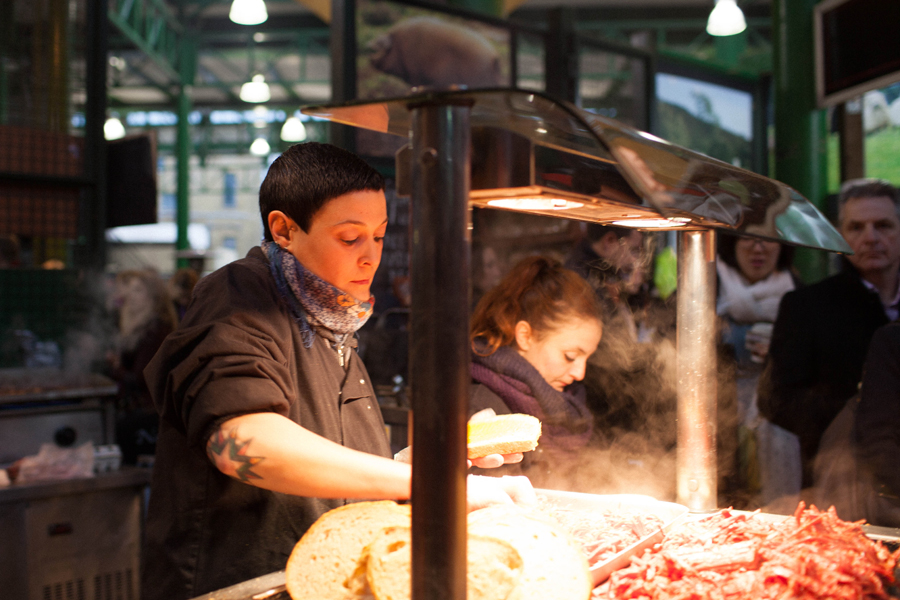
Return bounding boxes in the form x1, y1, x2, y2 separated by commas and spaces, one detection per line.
565, 224, 647, 336
0, 234, 20, 268
759, 179, 900, 489
568, 224, 678, 481
853, 321, 900, 527
108, 269, 177, 464
716, 234, 800, 509
168, 267, 199, 322
468, 256, 603, 486
472, 241, 505, 308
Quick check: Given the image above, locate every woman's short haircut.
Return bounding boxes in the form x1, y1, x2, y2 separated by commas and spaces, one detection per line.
259, 142, 385, 240
471, 255, 603, 356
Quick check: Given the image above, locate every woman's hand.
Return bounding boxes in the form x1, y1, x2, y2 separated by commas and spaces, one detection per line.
466, 474, 536, 512
468, 453, 523, 469
746, 322, 774, 363
395, 447, 523, 469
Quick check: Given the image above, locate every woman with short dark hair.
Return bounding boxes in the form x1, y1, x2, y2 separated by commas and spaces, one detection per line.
142, 143, 531, 600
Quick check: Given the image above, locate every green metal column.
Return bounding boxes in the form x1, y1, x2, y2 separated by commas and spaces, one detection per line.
773, 0, 829, 283
175, 38, 196, 270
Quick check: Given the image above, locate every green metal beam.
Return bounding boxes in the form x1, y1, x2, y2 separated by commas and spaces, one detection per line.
176, 37, 197, 270
576, 17, 770, 31
773, 0, 829, 284
109, 0, 185, 83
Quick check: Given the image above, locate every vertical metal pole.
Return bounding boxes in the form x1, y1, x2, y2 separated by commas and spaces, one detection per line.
81, 0, 108, 271
676, 229, 718, 512
175, 88, 191, 270
408, 99, 472, 600
328, 0, 356, 152
0, 1, 11, 125
175, 38, 196, 271
545, 8, 578, 104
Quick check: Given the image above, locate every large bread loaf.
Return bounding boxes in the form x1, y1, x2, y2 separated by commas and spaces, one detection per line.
285, 501, 410, 600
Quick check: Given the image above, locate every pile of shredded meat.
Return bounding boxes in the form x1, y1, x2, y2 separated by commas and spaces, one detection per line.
537, 497, 665, 566
599, 502, 900, 600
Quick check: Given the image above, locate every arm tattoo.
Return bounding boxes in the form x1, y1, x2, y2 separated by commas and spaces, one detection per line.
207, 428, 265, 483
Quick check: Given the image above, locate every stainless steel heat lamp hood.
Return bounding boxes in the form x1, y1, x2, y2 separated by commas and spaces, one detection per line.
301, 88, 849, 600
304, 88, 850, 253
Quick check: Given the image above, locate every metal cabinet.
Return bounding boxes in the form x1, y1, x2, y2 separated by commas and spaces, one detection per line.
0, 469, 150, 600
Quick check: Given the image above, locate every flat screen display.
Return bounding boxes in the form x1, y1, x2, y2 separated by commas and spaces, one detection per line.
815, 0, 900, 107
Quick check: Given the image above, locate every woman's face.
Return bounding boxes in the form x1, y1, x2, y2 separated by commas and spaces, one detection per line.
735, 238, 781, 284
284, 190, 388, 302
516, 316, 603, 392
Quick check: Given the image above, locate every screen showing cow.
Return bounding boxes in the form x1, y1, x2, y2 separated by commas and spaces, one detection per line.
355, 0, 512, 156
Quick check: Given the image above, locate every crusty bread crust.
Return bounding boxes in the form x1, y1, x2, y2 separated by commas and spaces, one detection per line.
285, 501, 411, 600
467, 414, 541, 459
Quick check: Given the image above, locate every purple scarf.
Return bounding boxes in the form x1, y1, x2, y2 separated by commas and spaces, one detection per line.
470, 340, 594, 451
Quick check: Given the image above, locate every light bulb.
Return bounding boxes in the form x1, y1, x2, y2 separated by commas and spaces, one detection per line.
240, 74, 271, 103
229, 0, 267, 25
706, 0, 747, 37
250, 137, 271, 156
280, 117, 307, 142
104, 117, 126, 140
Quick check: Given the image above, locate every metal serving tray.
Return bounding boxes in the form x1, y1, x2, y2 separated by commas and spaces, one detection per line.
537, 490, 690, 586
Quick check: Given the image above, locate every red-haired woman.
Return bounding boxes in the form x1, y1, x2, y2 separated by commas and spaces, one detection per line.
469, 256, 604, 480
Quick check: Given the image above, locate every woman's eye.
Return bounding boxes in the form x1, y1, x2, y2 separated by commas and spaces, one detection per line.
341, 238, 358, 246
374, 236, 385, 243
564, 354, 576, 362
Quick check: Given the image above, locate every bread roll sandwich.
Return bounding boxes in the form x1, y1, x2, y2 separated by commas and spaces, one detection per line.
466, 413, 541, 459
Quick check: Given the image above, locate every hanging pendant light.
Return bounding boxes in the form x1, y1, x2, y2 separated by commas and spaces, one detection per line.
229, 0, 268, 25
104, 117, 126, 140
250, 137, 271, 156
280, 116, 307, 142
240, 74, 271, 103
706, 0, 747, 36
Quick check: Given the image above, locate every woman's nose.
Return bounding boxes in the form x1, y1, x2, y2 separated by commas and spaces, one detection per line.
359, 238, 379, 266
571, 359, 587, 382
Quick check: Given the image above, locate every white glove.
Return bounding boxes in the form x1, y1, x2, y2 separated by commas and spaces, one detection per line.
466, 474, 536, 512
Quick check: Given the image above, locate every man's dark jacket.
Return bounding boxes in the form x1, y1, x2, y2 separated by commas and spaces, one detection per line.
856, 322, 900, 504
758, 265, 888, 485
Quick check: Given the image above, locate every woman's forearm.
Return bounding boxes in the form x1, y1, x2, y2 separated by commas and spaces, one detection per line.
206, 412, 411, 500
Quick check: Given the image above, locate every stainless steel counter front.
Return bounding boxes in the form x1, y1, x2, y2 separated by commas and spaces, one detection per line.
0, 468, 152, 600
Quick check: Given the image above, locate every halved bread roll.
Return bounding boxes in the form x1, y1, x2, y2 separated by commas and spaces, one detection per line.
467, 505, 592, 600
467, 414, 541, 459
362, 526, 523, 600
285, 501, 411, 600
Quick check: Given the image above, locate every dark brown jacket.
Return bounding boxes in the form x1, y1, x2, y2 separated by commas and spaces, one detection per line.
141, 247, 391, 600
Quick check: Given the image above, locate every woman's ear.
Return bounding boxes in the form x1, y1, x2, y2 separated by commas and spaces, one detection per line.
514, 320, 533, 351
268, 211, 293, 248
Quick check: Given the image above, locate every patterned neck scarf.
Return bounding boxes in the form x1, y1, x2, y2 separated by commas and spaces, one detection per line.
263, 241, 374, 348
